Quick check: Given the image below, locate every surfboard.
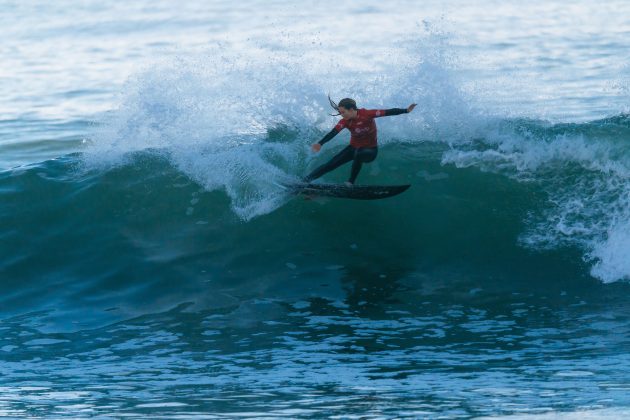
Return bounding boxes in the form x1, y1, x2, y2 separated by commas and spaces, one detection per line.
280, 182, 410, 200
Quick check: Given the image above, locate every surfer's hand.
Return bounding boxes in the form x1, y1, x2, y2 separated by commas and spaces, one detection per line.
311, 143, 321, 152
407, 103, 417, 113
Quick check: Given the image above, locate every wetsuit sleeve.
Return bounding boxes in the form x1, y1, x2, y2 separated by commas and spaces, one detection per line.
318, 120, 346, 145
366, 108, 409, 118
383, 108, 408, 116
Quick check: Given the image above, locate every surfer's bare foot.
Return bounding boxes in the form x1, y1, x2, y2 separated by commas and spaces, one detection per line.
344, 181, 353, 187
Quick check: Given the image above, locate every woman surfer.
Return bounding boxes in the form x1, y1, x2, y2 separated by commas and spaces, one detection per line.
304, 97, 416, 185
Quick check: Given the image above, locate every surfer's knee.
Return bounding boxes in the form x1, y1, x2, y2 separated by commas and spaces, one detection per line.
357, 147, 378, 163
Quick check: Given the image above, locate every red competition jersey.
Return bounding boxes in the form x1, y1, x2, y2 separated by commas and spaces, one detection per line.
334, 108, 389, 148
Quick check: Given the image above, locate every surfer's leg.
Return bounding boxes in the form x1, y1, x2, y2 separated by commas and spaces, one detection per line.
303, 146, 355, 182
348, 147, 378, 184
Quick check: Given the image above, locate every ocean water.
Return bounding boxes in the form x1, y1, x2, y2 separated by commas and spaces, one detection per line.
1, 0, 630, 418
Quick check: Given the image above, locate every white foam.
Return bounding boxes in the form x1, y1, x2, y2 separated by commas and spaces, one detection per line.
590, 217, 630, 282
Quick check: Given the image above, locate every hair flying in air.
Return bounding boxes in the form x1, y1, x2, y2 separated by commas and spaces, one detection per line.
328, 95, 357, 116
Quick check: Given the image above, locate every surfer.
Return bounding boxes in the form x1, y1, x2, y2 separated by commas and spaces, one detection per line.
303, 97, 416, 185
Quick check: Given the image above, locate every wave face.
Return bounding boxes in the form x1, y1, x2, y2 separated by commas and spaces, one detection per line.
443, 115, 630, 283
76, 48, 630, 284
2, 114, 629, 320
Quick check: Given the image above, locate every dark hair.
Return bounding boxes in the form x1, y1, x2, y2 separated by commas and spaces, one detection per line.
327, 95, 357, 116
338, 98, 357, 110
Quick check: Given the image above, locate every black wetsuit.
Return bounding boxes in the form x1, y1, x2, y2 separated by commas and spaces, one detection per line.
304, 108, 408, 183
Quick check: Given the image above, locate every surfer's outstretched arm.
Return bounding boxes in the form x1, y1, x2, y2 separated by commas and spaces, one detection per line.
311, 120, 346, 152
318, 127, 340, 146
369, 103, 417, 118
383, 108, 409, 116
